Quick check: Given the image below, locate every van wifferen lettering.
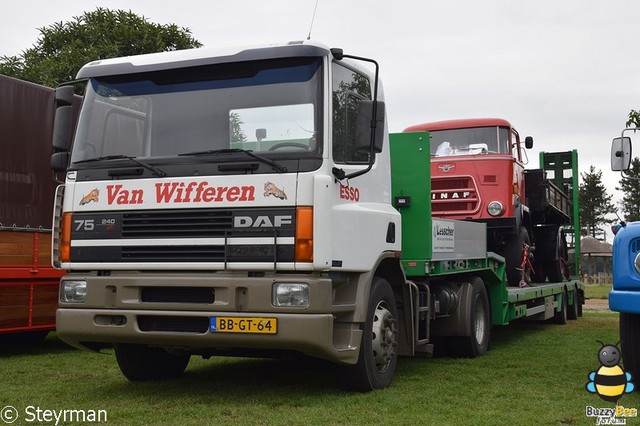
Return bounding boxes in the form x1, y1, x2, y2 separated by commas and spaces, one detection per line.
104, 182, 256, 205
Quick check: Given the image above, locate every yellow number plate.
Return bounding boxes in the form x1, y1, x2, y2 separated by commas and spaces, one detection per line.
210, 317, 277, 334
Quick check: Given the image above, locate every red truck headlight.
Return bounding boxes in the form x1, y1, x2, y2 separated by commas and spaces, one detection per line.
487, 201, 504, 217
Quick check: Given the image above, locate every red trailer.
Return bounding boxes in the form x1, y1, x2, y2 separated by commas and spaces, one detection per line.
0, 75, 66, 340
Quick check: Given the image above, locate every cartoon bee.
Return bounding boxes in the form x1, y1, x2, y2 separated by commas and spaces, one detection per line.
586, 341, 635, 403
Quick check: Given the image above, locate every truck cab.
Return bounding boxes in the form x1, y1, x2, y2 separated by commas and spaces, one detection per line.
405, 119, 528, 224
609, 132, 640, 385
404, 118, 534, 285
50, 41, 404, 391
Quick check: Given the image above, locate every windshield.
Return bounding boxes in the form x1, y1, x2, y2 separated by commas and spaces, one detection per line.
70, 57, 323, 164
430, 126, 510, 157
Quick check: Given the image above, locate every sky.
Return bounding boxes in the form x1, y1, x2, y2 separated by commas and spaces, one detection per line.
3, 0, 639, 228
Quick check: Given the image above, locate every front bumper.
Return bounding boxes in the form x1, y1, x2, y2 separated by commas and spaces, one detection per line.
609, 290, 640, 314
56, 271, 363, 364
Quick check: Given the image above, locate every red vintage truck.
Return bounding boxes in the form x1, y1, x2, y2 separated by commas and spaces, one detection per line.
0, 75, 66, 341
405, 118, 576, 286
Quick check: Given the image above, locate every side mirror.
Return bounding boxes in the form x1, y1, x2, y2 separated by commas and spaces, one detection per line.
611, 136, 632, 171
355, 100, 385, 153
524, 136, 533, 149
51, 86, 76, 152
52, 105, 74, 151
51, 151, 70, 172
55, 85, 75, 107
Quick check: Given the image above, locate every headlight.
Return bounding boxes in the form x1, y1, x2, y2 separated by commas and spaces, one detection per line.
272, 283, 309, 307
634, 253, 640, 275
487, 201, 504, 216
61, 280, 87, 303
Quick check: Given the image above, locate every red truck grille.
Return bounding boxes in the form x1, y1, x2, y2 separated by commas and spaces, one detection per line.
431, 176, 480, 216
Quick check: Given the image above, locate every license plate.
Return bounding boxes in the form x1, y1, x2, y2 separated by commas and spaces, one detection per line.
210, 316, 277, 334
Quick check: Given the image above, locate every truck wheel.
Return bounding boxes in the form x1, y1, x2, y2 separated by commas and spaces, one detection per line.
620, 313, 640, 386
545, 238, 565, 283
505, 228, 531, 286
341, 277, 398, 392
552, 289, 568, 324
531, 262, 547, 283
114, 343, 190, 381
450, 277, 491, 357
545, 260, 564, 283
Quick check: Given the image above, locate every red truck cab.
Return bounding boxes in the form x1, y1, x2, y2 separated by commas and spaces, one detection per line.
405, 118, 534, 285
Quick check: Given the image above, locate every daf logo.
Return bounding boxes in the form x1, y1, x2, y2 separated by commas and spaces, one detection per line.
438, 164, 455, 173
234, 215, 293, 228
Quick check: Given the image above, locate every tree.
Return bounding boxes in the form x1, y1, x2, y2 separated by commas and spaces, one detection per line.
627, 110, 640, 128
616, 157, 640, 222
0, 8, 201, 89
229, 112, 247, 143
579, 165, 617, 237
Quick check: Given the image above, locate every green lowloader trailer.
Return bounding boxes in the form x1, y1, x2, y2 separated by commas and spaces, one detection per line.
389, 132, 584, 358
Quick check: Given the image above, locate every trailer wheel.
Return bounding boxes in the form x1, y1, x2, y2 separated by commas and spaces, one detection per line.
341, 277, 398, 392
567, 288, 580, 320
620, 313, 640, 386
552, 289, 568, 324
450, 277, 491, 358
114, 343, 190, 381
505, 228, 531, 286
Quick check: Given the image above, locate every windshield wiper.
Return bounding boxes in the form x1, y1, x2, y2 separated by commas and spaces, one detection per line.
178, 148, 287, 173
74, 155, 167, 177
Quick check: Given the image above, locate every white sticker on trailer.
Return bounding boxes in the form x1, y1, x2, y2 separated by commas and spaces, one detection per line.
432, 219, 455, 252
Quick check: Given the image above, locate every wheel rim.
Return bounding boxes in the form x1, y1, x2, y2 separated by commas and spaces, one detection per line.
371, 301, 397, 373
473, 296, 486, 344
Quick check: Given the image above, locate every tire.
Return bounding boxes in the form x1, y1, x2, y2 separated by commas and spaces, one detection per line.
567, 288, 579, 320
552, 289, 568, 325
114, 343, 190, 381
450, 277, 491, 358
620, 313, 640, 387
341, 277, 398, 392
505, 228, 531, 286
545, 227, 566, 283
531, 261, 546, 283
545, 259, 563, 283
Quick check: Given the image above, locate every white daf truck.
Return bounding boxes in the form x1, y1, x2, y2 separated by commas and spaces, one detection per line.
51, 41, 583, 391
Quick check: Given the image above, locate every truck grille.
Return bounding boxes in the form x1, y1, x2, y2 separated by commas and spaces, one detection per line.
122, 210, 232, 238
70, 207, 296, 264
431, 177, 480, 215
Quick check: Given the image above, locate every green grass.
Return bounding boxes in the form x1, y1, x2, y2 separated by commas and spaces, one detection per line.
585, 283, 612, 300
0, 313, 628, 425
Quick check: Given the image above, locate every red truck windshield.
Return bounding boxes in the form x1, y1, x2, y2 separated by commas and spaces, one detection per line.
430, 126, 510, 157
70, 57, 323, 165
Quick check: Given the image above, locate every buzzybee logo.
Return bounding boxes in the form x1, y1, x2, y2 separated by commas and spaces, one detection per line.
584, 341, 637, 425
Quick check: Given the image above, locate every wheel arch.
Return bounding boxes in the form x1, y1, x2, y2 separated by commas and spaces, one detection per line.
347, 252, 405, 324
